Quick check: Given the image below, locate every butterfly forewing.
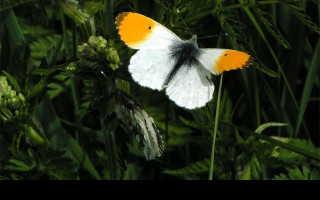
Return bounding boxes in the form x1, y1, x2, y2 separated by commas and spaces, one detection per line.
116, 12, 182, 49
129, 49, 176, 90
198, 48, 253, 74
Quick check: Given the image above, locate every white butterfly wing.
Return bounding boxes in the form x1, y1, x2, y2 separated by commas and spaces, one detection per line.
129, 49, 176, 90
165, 63, 215, 109
116, 12, 182, 49
198, 48, 253, 74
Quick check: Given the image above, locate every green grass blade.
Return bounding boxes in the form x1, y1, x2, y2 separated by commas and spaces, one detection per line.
284, 3, 320, 35
209, 74, 223, 180
253, 6, 291, 49
294, 39, 320, 137
4, 8, 26, 49
164, 159, 210, 175
239, 0, 299, 111
104, 0, 115, 36
2, 6, 26, 75
255, 122, 288, 134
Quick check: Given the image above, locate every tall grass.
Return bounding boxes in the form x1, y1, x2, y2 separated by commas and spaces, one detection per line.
0, 0, 319, 180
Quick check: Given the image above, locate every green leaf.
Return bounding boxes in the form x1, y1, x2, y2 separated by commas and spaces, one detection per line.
218, 1, 279, 78
236, 164, 251, 180
255, 122, 287, 134
179, 116, 212, 130
2, 5, 26, 75
5, 157, 35, 172
295, 39, 320, 137
2, 6, 26, 49
58, 0, 89, 24
239, 0, 299, 111
253, 6, 291, 49
284, 3, 320, 35
273, 165, 320, 180
30, 34, 64, 66
222, 122, 320, 162
2, 70, 21, 93
32, 63, 67, 76
163, 159, 210, 175
34, 94, 102, 180
273, 138, 320, 166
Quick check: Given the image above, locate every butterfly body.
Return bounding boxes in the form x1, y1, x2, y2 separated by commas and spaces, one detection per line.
116, 12, 252, 109
165, 35, 201, 87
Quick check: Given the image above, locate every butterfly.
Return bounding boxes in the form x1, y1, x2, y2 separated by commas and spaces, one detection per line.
115, 12, 252, 109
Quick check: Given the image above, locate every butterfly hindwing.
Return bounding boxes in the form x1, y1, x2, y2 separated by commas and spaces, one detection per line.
165, 63, 215, 109
116, 12, 182, 49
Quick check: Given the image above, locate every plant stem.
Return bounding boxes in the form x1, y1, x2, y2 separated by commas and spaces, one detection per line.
209, 74, 223, 180
104, 0, 115, 36
60, 9, 80, 141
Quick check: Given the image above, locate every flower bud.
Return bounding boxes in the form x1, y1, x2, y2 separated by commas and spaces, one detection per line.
0, 76, 10, 96
66, 62, 77, 71
18, 93, 25, 103
107, 48, 121, 70
0, 76, 8, 96
78, 43, 98, 60
8, 96, 20, 110
96, 36, 108, 53
9, 90, 16, 98
88, 36, 100, 50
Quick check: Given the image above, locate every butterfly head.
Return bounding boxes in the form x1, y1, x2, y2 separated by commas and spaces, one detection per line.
189, 35, 198, 48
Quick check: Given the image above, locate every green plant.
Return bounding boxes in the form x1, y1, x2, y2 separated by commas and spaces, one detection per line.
0, 0, 319, 180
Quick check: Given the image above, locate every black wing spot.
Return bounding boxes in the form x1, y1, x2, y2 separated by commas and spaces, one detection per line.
224, 54, 227, 56
148, 26, 151, 30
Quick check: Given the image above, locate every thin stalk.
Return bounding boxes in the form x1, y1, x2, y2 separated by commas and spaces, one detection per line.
60, 9, 70, 60
165, 100, 170, 162
70, 21, 80, 141
238, 0, 310, 138
238, 0, 299, 110
103, 128, 117, 180
60, 9, 80, 141
104, 0, 115, 36
253, 68, 261, 126
209, 74, 223, 180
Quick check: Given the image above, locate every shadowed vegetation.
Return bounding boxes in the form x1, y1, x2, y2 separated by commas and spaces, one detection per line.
0, 0, 319, 180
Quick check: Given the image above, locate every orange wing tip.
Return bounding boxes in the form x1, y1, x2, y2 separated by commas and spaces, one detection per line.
215, 50, 253, 74
115, 12, 156, 47
115, 12, 130, 28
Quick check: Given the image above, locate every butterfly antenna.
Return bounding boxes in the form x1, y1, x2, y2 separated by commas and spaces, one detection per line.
100, 71, 108, 80
198, 33, 229, 40
176, 9, 192, 37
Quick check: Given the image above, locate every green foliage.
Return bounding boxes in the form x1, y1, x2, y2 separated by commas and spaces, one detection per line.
0, 0, 319, 180
252, 5, 291, 49
163, 159, 210, 175
284, 3, 320, 35
273, 165, 320, 180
